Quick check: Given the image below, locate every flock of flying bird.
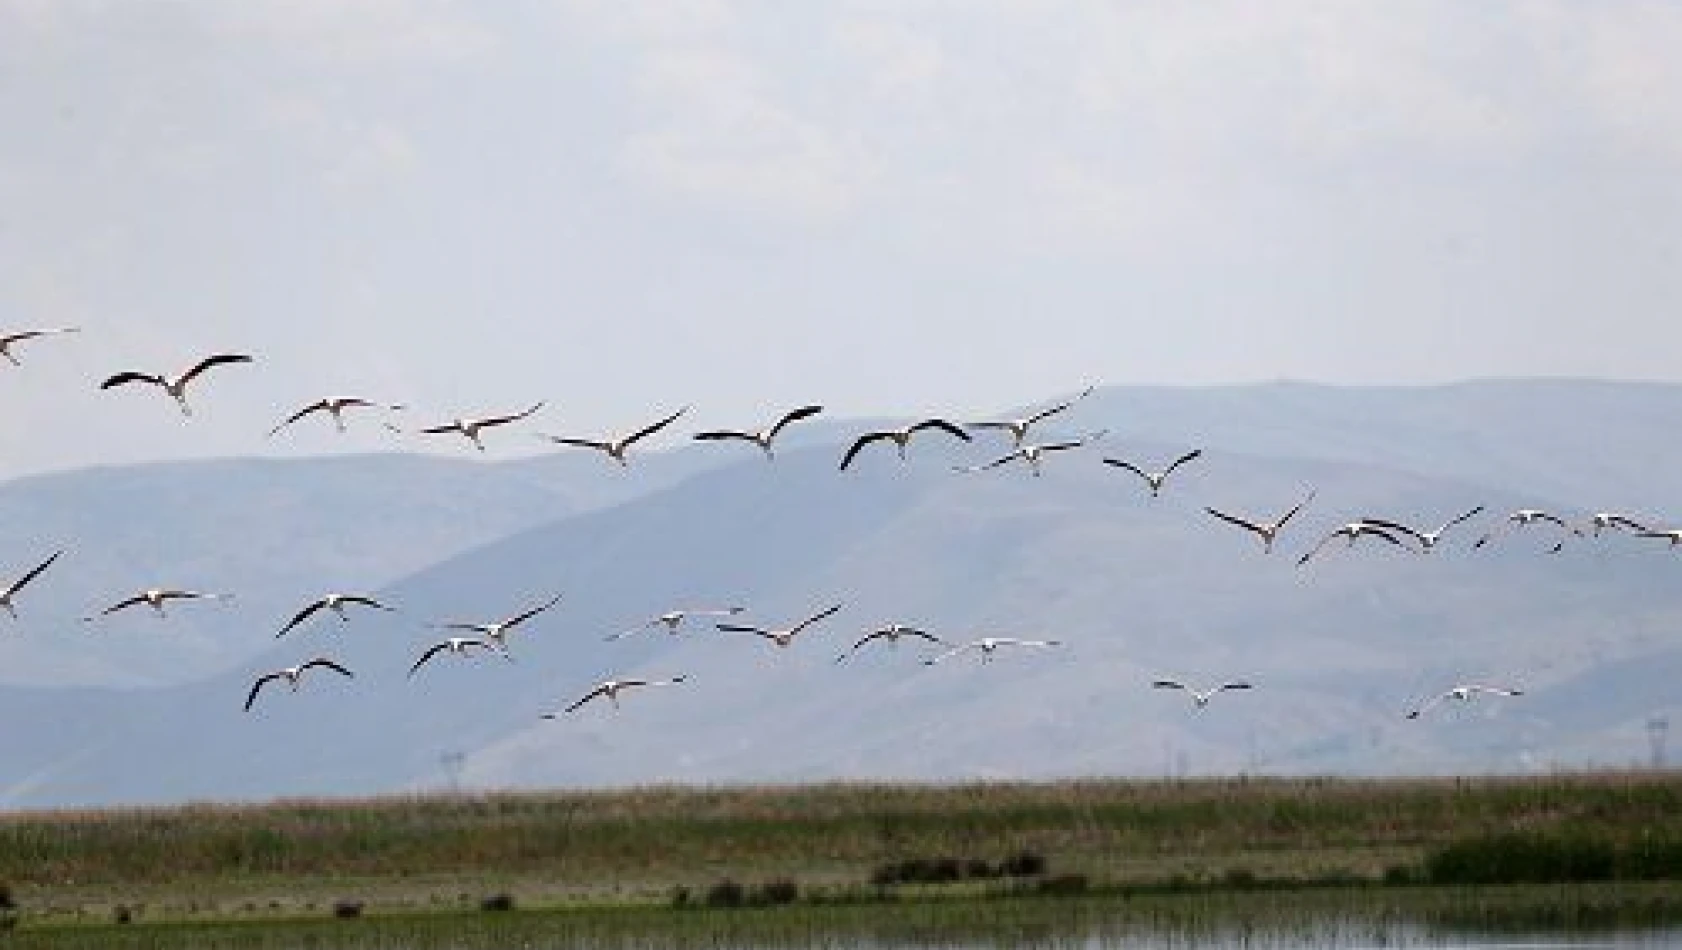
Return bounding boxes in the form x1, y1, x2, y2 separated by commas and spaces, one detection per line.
2, 328, 1657, 729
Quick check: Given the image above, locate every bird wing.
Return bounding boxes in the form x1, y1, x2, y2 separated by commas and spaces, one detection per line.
1275, 490, 1317, 529
963, 420, 1015, 432
268, 401, 328, 436
100, 371, 163, 390
1206, 507, 1267, 538
1041, 429, 1107, 453
417, 422, 463, 435
244, 673, 282, 711
955, 451, 1022, 473
178, 353, 254, 386
1360, 518, 1427, 546
94, 593, 149, 617
1025, 385, 1094, 424
692, 429, 757, 444
907, 418, 971, 441
1152, 679, 1189, 691
476, 402, 546, 429
899, 627, 945, 645
407, 643, 451, 677
565, 684, 614, 713
716, 623, 772, 637
790, 602, 844, 636
838, 432, 892, 471
276, 599, 328, 637
1218, 682, 1254, 693
1362, 526, 1406, 548
543, 436, 612, 452
766, 404, 824, 440
4, 549, 62, 599
1407, 690, 1453, 719
1609, 513, 1650, 532
835, 630, 886, 661
1102, 457, 1152, 486
1467, 684, 1522, 697
338, 594, 395, 612
923, 642, 978, 665
505, 592, 564, 630
1162, 449, 1204, 477
622, 406, 689, 447
1440, 505, 1485, 532
300, 658, 355, 679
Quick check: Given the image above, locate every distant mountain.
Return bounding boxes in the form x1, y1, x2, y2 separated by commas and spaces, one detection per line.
2, 379, 1680, 808
0, 446, 721, 687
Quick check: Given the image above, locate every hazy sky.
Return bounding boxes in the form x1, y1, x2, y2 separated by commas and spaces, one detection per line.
2, 0, 1681, 477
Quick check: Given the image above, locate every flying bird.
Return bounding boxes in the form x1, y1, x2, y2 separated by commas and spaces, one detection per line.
693, 405, 825, 460
1205, 490, 1317, 554
1102, 450, 1204, 497
607, 607, 745, 641
276, 593, 397, 638
1473, 509, 1578, 551
838, 419, 971, 471
541, 406, 689, 466
0, 549, 63, 620
717, 602, 844, 648
967, 386, 1095, 446
543, 675, 688, 716
923, 637, 1062, 665
953, 430, 1108, 477
415, 402, 545, 452
834, 623, 946, 663
1363, 506, 1485, 552
83, 588, 231, 622
1406, 684, 1524, 719
1296, 520, 1407, 567
0, 327, 79, 366
1586, 511, 1650, 538
408, 636, 509, 678
244, 658, 354, 711
99, 353, 254, 417
1152, 679, 1253, 708
268, 397, 405, 437
432, 592, 563, 650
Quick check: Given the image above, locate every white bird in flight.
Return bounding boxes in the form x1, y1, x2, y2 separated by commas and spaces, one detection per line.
0, 549, 63, 620
717, 603, 844, 648
543, 675, 688, 716
415, 402, 545, 452
276, 593, 397, 638
1205, 490, 1316, 554
408, 636, 510, 678
1363, 506, 1485, 552
99, 353, 254, 417
244, 657, 354, 711
541, 406, 689, 466
83, 588, 232, 622
1102, 449, 1203, 498
432, 592, 563, 651
1152, 679, 1253, 708
1586, 511, 1650, 538
1296, 520, 1407, 567
839, 419, 971, 471
1406, 684, 1524, 719
0, 327, 79, 366
607, 607, 745, 641
954, 430, 1108, 477
923, 637, 1062, 665
1473, 509, 1578, 551
834, 623, 946, 663
966, 386, 1094, 446
268, 397, 405, 437
693, 405, 825, 460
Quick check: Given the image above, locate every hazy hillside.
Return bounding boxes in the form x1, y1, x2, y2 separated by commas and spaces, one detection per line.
0, 446, 720, 687
2, 379, 1680, 808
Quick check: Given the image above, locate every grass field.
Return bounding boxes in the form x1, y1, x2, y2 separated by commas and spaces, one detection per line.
1, 771, 1678, 934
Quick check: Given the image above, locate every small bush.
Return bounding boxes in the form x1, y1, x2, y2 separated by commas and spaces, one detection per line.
0, 884, 13, 909
670, 886, 692, 907
705, 879, 744, 908
1383, 864, 1418, 886
113, 906, 134, 925
1426, 833, 1616, 885
965, 858, 1000, 879
479, 893, 516, 912
1221, 868, 1258, 889
754, 879, 799, 905
332, 900, 364, 919
1001, 851, 1047, 877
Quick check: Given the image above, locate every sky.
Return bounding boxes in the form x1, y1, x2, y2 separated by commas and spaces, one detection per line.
1, 0, 1681, 478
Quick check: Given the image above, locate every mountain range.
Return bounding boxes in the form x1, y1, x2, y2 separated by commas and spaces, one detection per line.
1, 379, 1679, 808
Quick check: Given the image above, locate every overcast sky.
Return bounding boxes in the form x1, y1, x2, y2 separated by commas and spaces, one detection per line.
2, 0, 1680, 478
